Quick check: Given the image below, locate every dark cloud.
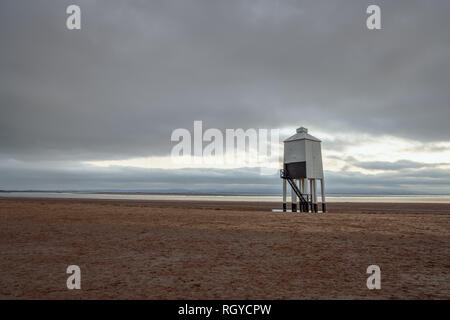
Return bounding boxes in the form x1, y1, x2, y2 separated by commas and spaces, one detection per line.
0, 162, 281, 193
1, 163, 449, 195
1, 1, 449, 194
325, 168, 450, 194
345, 157, 446, 171
1, 0, 450, 162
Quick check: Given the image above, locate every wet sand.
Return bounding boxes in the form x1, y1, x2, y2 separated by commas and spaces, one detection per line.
0, 197, 449, 299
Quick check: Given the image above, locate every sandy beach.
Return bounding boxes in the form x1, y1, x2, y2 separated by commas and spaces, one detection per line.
0, 197, 449, 299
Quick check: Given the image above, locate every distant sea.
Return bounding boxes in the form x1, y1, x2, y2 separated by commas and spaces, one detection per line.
1, 192, 450, 203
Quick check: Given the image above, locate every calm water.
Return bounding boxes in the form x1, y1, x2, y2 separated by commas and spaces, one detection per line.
1, 192, 450, 203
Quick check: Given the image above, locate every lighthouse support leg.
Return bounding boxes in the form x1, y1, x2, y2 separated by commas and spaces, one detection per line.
300, 179, 305, 212
282, 178, 287, 212
304, 179, 309, 212
313, 179, 318, 212
291, 183, 297, 212
321, 178, 327, 213
310, 179, 317, 213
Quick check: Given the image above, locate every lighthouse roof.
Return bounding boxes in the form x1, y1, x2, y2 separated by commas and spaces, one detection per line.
284, 127, 321, 143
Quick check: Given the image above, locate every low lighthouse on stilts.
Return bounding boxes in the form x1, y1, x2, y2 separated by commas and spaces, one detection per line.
280, 127, 326, 213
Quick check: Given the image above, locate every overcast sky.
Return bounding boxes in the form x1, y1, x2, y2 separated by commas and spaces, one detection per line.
1, 0, 449, 194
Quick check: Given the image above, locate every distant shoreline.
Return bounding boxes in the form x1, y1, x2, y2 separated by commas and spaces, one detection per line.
1, 191, 450, 203
1, 190, 449, 196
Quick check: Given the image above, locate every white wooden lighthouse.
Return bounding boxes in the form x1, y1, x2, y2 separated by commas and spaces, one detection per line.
280, 127, 326, 213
